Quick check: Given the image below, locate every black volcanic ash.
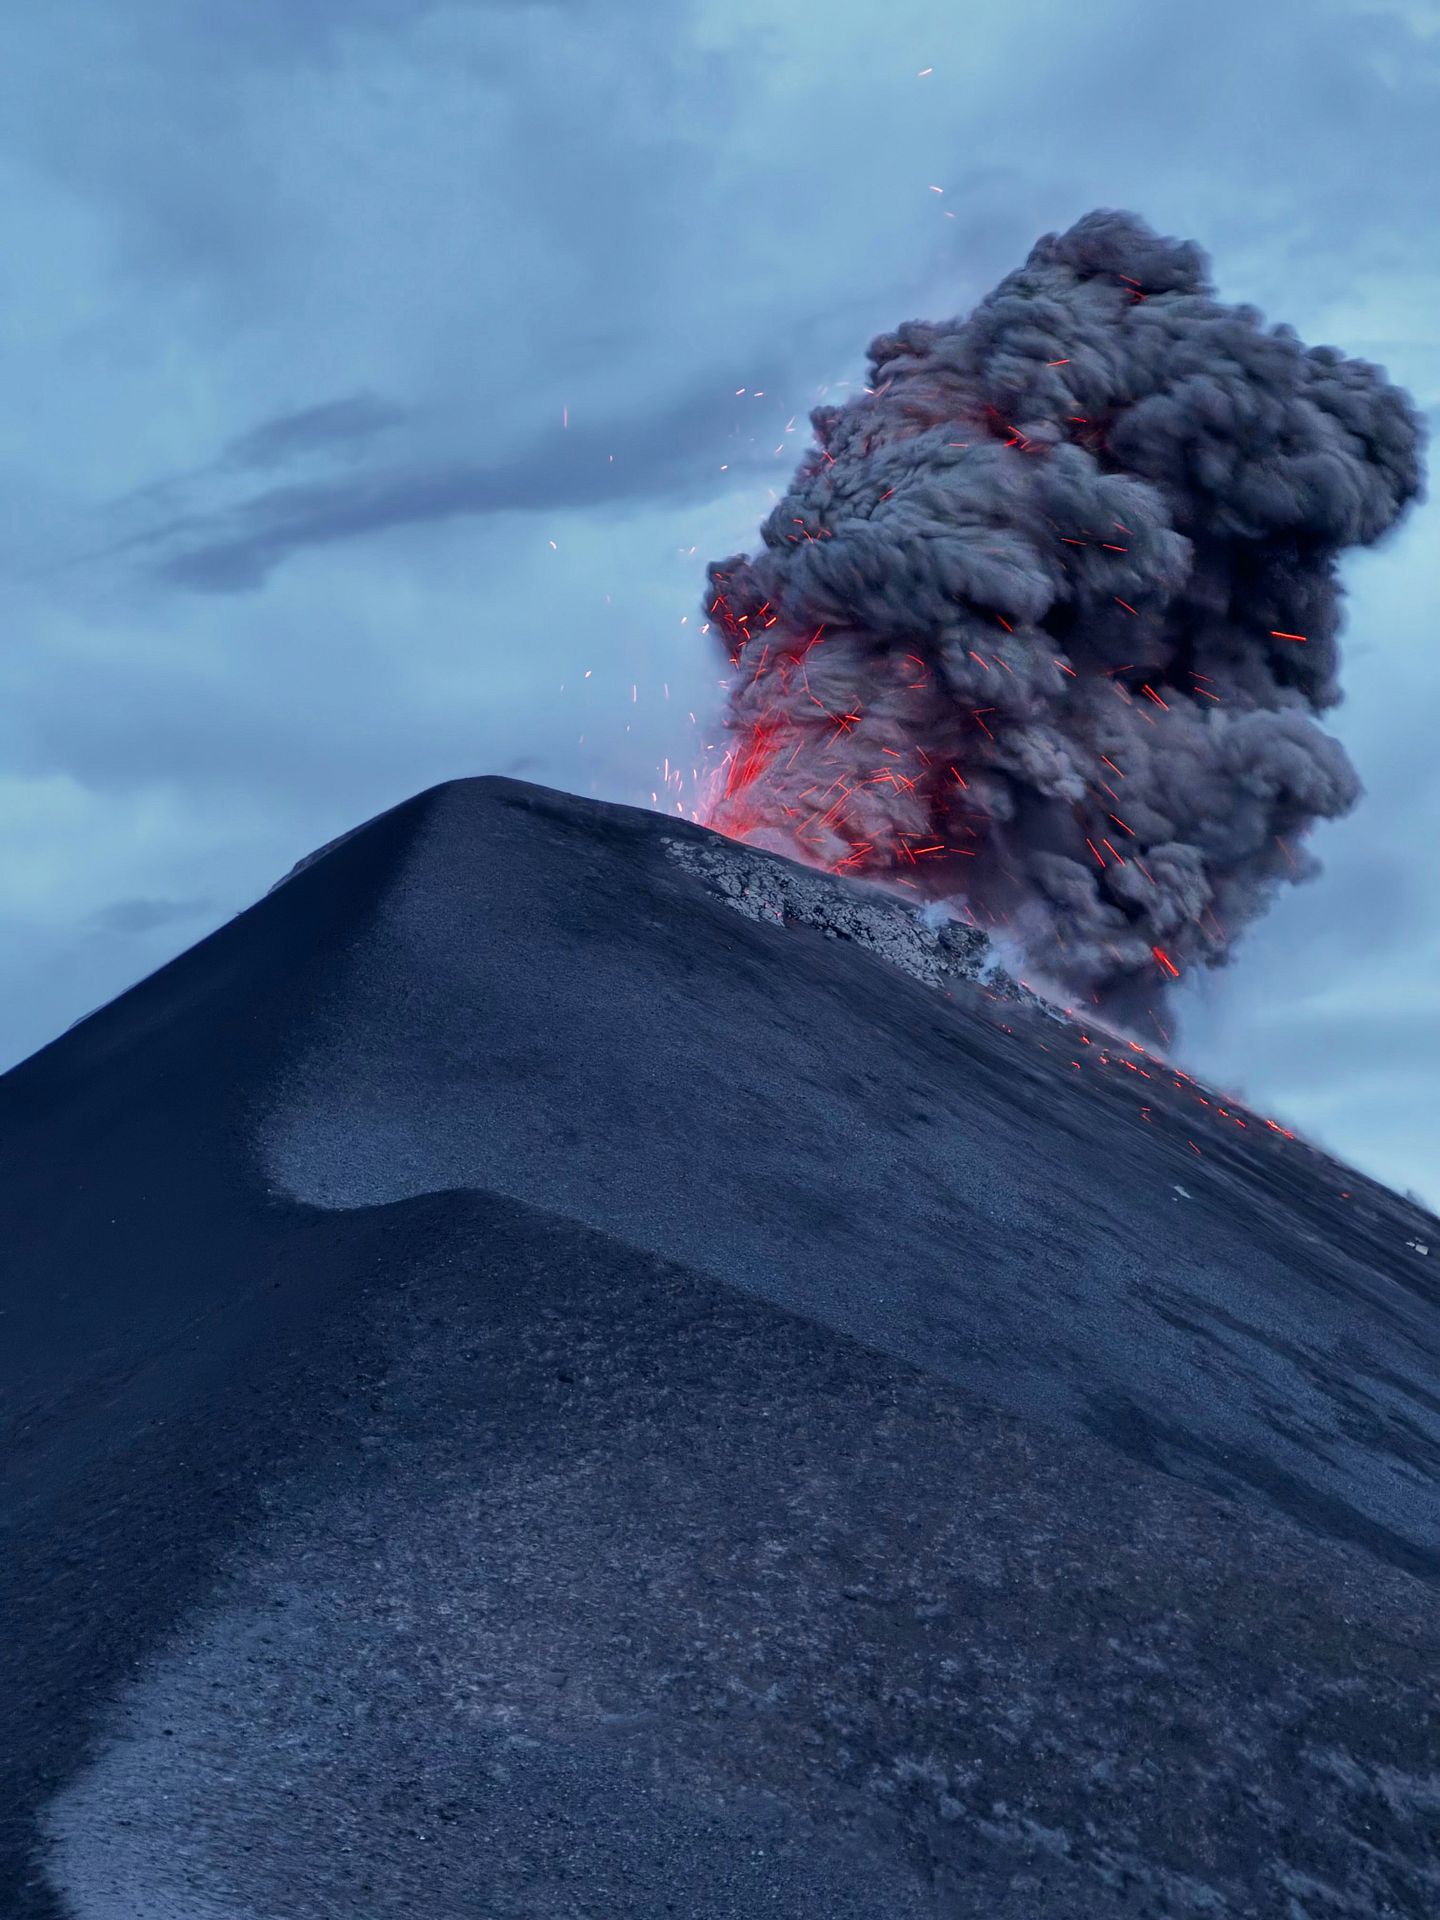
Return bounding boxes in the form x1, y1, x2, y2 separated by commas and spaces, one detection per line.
699, 209, 1426, 1019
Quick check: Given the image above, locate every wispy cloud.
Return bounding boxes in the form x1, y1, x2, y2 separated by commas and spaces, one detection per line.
92, 375, 793, 591
87, 895, 213, 934
219, 393, 407, 472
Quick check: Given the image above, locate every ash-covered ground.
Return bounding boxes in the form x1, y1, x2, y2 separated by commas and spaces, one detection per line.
3, 775, 1437, 1919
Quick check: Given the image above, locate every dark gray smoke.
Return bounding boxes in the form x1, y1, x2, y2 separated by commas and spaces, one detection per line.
699, 210, 1426, 1020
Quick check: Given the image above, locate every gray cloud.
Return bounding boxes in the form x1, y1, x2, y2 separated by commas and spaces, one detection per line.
220, 393, 407, 472
90, 375, 798, 592
87, 895, 214, 934
701, 209, 1426, 1021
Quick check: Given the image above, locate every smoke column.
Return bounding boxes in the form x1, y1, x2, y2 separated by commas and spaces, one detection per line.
699, 210, 1426, 1019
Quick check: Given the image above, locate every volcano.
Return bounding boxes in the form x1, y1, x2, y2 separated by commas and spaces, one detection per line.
3, 775, 1437, 1918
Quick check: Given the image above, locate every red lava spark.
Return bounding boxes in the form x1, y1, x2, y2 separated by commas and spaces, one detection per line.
724, 722, 787, 803
1152, 946, 1181, 980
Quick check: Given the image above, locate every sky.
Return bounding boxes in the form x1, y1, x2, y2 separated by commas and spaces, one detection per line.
1, 0, 1436, 1206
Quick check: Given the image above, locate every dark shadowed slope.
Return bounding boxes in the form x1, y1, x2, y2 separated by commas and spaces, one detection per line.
2, 775, 1437, 1919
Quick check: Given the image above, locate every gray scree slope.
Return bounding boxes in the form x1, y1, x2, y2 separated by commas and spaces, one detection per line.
3, 774, 1437, 1919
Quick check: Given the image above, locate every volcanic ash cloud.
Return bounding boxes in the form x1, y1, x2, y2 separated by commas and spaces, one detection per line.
699, 209, 1426, 1018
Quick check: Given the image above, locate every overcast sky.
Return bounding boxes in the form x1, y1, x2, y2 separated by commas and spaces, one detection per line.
1, 0, 1436, 1205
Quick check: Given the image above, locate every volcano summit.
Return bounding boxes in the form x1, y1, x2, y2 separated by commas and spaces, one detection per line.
3, 776, 1438, 1917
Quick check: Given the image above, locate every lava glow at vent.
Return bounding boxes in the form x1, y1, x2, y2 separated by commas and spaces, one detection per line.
696, 209, 1426, 1020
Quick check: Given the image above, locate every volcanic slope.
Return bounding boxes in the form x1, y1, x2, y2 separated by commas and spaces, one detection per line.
3, 774, 1437, 1920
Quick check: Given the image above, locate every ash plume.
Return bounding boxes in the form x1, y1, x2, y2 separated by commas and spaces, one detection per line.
699, 210, 1426, 1020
